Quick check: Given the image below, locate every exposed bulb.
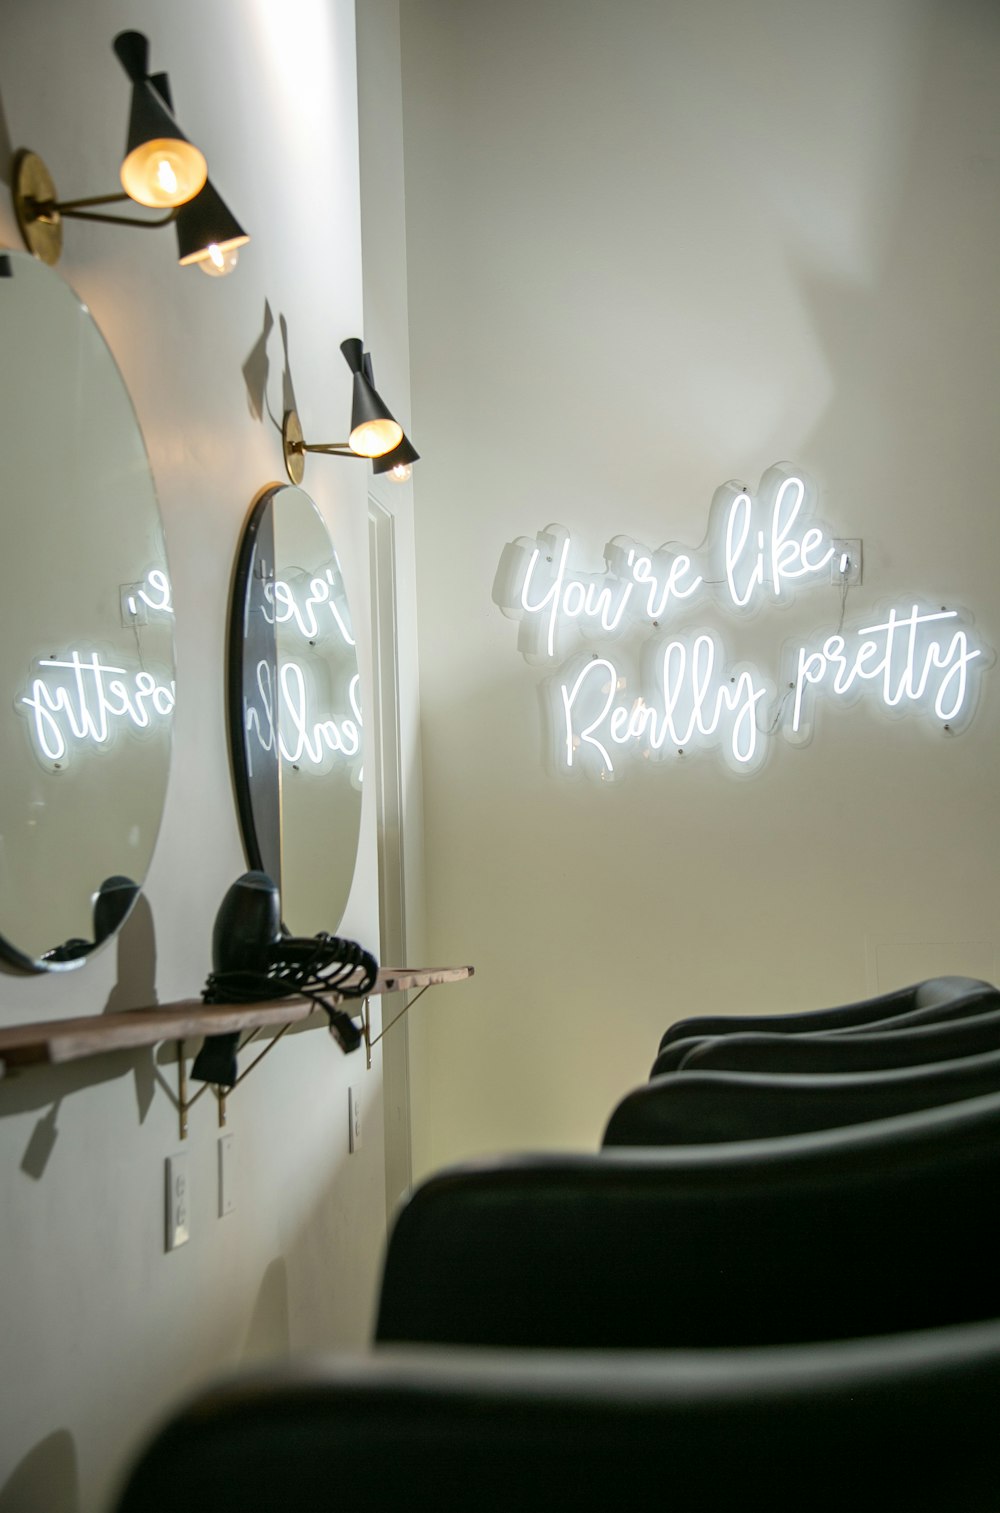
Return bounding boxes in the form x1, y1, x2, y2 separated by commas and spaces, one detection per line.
155, 159, 178, 197
197, 242, 241, 278
387, 462, 412, 484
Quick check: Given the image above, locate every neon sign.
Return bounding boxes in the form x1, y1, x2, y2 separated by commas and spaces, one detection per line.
263, 565, 355, 647
19, 650, 175, 765
494, 464, 992, 779
245, 660, 362, 776
123, 568, 174, 619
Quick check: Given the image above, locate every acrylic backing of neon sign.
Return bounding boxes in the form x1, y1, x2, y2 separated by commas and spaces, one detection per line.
492, 463, 992, 780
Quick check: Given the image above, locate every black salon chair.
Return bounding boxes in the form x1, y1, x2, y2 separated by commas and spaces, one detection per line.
657, 975, 999, 1053
112, 1319, 1000, 1513
604, 1049, 1000, 1146
375, 1092, 1000, 1351
653, 1006, 1000, 1076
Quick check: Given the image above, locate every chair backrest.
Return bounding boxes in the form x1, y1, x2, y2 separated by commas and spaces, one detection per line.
113, 1321, 1000, 1513
658, 976, 999, 1051
606, 1049, 1000, 1146
660, 1007, 1000, 1076
375, 1092, 1000, 1351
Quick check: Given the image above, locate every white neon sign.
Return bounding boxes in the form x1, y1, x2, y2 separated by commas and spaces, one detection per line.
494, 464, 842, 665
19, 650, 175, 764
263, 566, 355, 647
789, 606, 982, 740
124, 568, 174, 619
494, 464, 992, 780
556, 640, 771, 779
245, 660, 363, 776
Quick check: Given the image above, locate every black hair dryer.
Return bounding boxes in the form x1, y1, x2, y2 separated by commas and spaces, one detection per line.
190, 871, 281, 1087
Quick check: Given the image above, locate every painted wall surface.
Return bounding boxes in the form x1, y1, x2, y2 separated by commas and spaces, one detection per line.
0, 3, 390, 1509
399, 0, 1000, 1176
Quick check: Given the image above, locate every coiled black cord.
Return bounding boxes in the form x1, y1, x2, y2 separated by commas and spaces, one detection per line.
202, 933, 378, 1053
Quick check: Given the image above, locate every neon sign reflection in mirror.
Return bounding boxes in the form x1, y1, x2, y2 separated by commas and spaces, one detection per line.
244, 662, 363, 778
264, 565, 355, 646
19, 650, 176, 765
122, 567, 174, 620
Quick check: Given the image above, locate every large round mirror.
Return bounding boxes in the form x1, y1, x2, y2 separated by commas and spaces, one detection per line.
229, 484, 363, 935
0, 250, 175, 972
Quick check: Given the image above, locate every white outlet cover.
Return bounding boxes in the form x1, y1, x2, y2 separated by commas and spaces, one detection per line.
349, 1085, 362, 1153
165, 1151, 190, 1251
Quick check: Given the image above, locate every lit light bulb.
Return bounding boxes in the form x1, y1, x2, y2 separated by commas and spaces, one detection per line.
349, 418, 403, 458
387, 462, 412, 484
197, 242, 241, 278
121, 138, 207, 207
155, 158, 178, 197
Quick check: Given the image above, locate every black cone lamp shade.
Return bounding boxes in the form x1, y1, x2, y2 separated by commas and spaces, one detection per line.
114, 31, 207, 208
340, 338, 402, 457
175, 179, 250, 275
371, 432, 420, 480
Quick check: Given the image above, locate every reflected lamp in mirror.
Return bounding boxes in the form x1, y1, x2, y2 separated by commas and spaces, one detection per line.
282, 340, 418, 485
228, 485, 363, 937
12, 31, 249, 276
0, 252, 175, 972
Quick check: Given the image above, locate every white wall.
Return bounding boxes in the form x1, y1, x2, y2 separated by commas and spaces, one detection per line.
399, 0, 1000, 1175
0, 3, 390, 1509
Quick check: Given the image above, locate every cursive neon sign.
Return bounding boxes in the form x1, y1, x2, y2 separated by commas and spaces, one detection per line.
262, 565, 355, 647
124, 567, 174, 619
495, 464, 992, 780
19, 650, 175, 765
789, 607, 982, 740
555, 640, 771, 778
245, 660, 362, 776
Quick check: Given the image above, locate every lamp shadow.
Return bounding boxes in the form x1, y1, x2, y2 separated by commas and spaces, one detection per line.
0, 1428, 81, 1513
242, 298, 274, 423
0, 84, 12, 190
243, 1257, 292, 1361
241, 302, 300, 442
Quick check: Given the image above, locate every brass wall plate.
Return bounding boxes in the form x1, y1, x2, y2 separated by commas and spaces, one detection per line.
282, 409, 305, 485
13, 151, 63, 266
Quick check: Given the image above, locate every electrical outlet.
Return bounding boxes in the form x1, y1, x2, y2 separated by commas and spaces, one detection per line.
165, 1152, 190, 1251
831, 539, 863, 587
349, 1084, 362, 1153
218, 1133, 236, 1217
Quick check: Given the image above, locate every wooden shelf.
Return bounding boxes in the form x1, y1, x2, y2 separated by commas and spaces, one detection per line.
0, 965, 474, 1075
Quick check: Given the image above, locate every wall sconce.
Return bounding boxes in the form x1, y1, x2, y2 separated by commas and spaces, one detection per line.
282, 339, 418, 485
12, 31, 249, 276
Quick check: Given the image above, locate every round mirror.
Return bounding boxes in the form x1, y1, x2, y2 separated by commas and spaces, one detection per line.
0, 250, 175, 972
229, 484, 363, 935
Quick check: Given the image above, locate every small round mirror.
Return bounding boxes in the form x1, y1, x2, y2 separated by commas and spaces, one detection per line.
229, 484, 363, 934
0, 251, 175, 971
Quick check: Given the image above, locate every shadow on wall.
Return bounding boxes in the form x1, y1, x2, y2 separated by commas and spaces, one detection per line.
243, 1257, 291, 1361
240, 299, 300, 439
0, 84, 11, 190
104, 894, 160, 1126
0, 1428, 80, 1513
0, 894, 163, 1178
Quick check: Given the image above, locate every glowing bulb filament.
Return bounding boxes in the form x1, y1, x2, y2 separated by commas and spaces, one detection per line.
156, 159, 178, 196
